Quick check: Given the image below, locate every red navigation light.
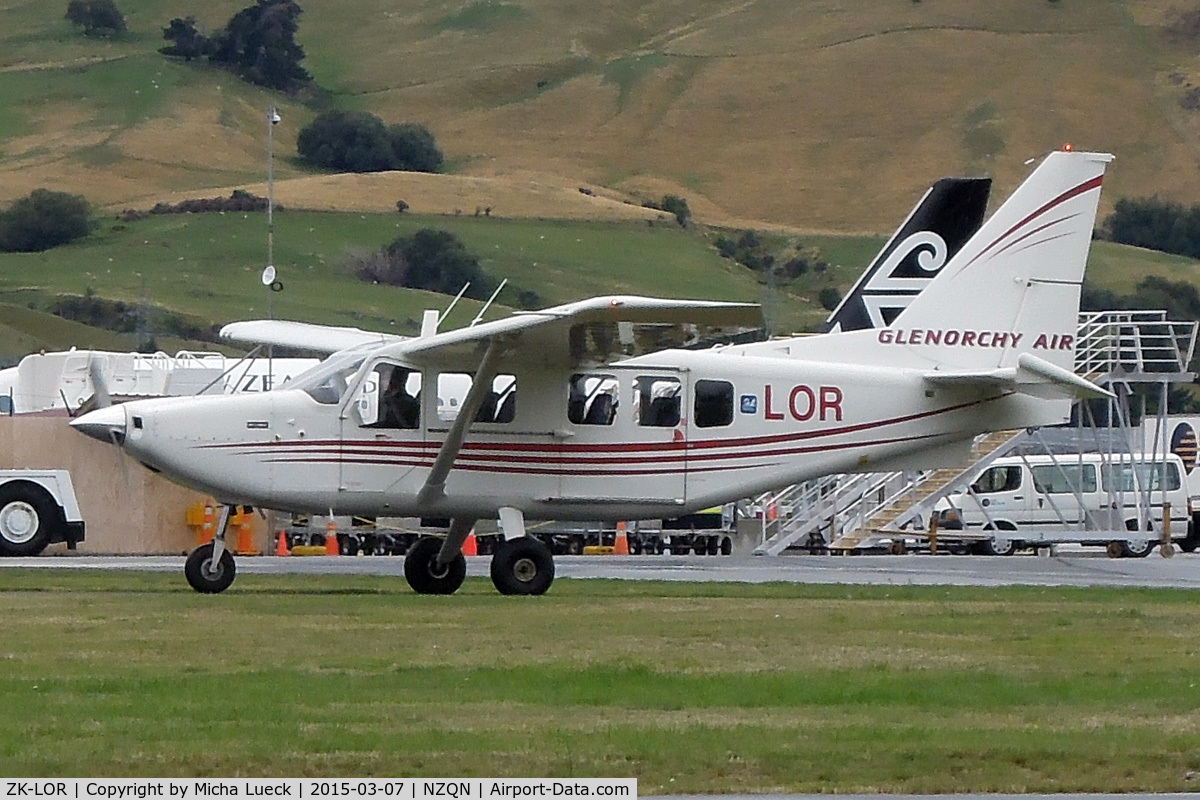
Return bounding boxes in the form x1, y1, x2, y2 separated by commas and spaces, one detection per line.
1063, 142, 1074, 152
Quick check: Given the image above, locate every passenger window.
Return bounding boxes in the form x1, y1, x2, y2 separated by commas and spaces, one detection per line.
364, 364, 421, 429
694, 380, 733, 428
568, 374, 618, 426
635, 376, 681, 427
972, 465, 1021, 494
1031, 464, 1096, 494
437, 373, 517, 424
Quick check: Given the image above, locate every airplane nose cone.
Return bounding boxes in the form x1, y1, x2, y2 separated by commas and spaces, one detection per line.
70, 404, 127, 445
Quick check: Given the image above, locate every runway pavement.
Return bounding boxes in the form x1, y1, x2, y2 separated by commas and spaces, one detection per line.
4, 549, 1200, 589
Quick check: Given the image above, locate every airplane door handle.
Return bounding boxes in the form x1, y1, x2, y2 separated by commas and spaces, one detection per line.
1013, 496, 1023, 500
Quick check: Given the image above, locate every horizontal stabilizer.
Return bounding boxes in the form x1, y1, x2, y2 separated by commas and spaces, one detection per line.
924, 353, 1113, 400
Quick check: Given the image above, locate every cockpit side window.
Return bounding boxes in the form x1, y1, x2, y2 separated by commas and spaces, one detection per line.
366, 364, 422, 429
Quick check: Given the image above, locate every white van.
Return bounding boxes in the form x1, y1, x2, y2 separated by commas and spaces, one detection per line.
937, 453, 1193, 556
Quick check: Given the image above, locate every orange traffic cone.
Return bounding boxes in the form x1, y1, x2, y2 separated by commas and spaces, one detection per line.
235, 515, 258, 556
324, 519, 340, 556
275, 530, 289, 556
614, 522, 630, 555
198, 503, 215, 545
462, 531, 477, 556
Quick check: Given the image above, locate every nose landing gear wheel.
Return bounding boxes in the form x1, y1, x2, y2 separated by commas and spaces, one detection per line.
184, 542, 237, 594
404, 536, 467, 594
490, 536, 554, 595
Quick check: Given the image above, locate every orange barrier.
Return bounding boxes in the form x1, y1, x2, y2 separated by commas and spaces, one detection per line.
275, 530, 289, 556
324, 519, 339, 556
462, 531, 477, 556
613, 521, 629, 555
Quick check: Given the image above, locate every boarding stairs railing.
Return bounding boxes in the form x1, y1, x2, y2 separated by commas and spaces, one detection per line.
826, 428, 1030, 551
752, 471, 905, 556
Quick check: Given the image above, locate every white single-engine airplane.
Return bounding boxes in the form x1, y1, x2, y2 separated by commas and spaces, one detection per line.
72, 148, 1113, 596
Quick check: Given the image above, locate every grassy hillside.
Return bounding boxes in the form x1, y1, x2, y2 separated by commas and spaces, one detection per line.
4, 1, 1200, 232
0, 209, 835, 356
0, 204, 1193, 360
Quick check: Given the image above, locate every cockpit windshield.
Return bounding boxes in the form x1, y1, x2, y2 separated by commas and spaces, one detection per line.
287, 346, 374, 405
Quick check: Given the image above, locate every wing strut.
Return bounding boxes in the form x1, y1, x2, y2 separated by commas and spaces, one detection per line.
417, 339, 502, 508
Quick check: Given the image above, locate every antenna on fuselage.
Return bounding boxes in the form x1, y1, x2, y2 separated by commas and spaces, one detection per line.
420, 282, 472, 338
470, 279, 508, 328
439, 283, 471, 325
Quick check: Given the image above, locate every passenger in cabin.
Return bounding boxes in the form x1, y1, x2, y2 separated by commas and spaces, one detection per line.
375, 367, 420, 429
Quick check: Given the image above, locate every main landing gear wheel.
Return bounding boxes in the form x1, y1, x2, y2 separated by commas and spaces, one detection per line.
184, 542, 236, 594
404, 536, 467, 595
490, 536, 555, 595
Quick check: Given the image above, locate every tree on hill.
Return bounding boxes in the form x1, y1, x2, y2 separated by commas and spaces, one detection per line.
65, 0, 126, 37
350, 228, 494, 299
160, 16, 208, 61
1104, 196, 1200, 259
161, 0, 311, 92
0, 189, 93, 253
297, 110, 443, 173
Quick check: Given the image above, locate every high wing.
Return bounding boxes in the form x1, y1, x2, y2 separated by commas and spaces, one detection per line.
370, 295, 761, 506
220, 319, 408, 355
380, 295, 763, 371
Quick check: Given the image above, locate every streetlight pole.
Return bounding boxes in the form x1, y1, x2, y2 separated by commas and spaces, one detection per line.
265, 106, 281, 389
266, 106, 280, 320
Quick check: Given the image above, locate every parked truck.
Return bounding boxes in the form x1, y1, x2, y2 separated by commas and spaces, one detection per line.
0, 471, 85, 556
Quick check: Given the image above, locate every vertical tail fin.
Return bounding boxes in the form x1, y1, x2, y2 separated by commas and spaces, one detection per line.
827, 176, 991, 332
881, 149, 1113, 372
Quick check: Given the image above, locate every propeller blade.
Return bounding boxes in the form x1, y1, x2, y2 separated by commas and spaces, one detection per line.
87, 358, 111, 410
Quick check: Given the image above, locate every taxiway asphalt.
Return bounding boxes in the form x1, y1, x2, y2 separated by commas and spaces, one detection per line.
4, 550, 1200, 589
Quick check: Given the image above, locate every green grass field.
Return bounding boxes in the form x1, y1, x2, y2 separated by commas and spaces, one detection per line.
1, 571, 1198, 790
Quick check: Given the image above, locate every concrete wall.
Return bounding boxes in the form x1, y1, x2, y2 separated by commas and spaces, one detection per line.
0, 414, 215, 554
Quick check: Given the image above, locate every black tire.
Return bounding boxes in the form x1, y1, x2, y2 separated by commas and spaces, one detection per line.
1180, 536, 1199, 554
490, 536, 554, 595
566, 535, 584, 555
1120, 539, 1155, 558
720, 536, 733, 556
0, 482, 63, 557
706, 535, 720, 556
404, 536, 466, 595
184, 543, 236, 594
982, 537, 1017, 556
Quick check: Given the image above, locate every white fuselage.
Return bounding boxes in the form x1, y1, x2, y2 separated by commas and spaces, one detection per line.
99, 346, 1057, 521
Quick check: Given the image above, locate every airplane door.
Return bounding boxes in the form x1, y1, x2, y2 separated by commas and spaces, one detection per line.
340, 362, 426, 499
559, 368, 687, 505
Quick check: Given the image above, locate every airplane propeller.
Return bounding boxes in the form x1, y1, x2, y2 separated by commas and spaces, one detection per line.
83, 358, 130, 487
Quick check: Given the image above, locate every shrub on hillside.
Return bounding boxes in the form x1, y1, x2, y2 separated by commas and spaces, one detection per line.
349, 229, 493, 298
297, 111, 443, 173
0, 189, 93, 253
66, 0, 126, 37
642, 194, 692, 227
818, 287, 841, 312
